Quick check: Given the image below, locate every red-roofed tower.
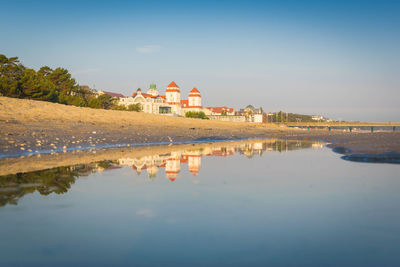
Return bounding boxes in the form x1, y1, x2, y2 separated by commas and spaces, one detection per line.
166, 81, 181, 105
188, 87, 202, 108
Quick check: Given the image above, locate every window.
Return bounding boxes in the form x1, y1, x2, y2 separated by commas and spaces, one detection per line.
159, 106, 172, 114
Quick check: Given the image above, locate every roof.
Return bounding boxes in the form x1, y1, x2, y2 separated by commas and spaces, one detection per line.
167, 81, 179, 88
132, 92, 161, 98
181, 99, 189, 107
206, 106, 235, 114
245, 105, 255, 109
189, 87, 201, 97
102, 91, 125, 98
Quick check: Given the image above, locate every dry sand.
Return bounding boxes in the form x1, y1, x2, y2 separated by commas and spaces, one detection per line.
1, 96, 400, 174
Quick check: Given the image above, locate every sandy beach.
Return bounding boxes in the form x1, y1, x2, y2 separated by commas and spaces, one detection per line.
1, 96, 400, 174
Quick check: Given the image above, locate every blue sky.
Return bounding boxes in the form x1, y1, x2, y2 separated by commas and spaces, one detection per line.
2, 0, 400, 121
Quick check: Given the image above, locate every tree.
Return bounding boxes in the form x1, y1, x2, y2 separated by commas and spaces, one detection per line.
47, 67, 79, 96
0, 54, 122, 111
20, 69, 58, 101
88, 94, 114, 109
0, 54, 25, 97
38, 66, 53, 77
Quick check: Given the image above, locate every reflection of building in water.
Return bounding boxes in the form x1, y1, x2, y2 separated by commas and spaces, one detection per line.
166, 152, 181, 181
0, 140, 327, 207
117, 140, 324, 181
187, 150, 201, 176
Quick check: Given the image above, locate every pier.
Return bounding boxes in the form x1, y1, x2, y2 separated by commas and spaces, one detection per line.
284, 122, 400, 132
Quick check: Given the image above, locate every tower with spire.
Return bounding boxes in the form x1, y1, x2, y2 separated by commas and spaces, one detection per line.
147, 83, 159, 97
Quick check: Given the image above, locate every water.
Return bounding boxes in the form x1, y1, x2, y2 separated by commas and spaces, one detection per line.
1, 140, 400, 267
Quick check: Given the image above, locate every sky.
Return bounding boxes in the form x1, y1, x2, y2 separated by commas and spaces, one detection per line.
2, 0, 400, 121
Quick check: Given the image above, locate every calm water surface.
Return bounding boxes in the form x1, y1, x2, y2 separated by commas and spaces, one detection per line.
1, 140, 400, 267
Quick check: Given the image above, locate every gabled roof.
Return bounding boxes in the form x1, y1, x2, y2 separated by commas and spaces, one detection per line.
167, 81, 179, 88
190, 87, 199, 93
102, 91, 125, 98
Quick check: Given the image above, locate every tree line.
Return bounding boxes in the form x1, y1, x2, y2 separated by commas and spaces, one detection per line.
0, 54, 141, 111
267, 111, 319, 123
0, 160, 118, 207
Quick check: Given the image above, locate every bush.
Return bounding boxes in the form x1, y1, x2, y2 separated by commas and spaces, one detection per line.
113, 105, 127, 111
127, 103, 142, 112
185, 111, 209, 119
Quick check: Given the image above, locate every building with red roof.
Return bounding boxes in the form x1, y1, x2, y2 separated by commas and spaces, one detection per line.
117, 81, 204, 116
205, 106, 235, 116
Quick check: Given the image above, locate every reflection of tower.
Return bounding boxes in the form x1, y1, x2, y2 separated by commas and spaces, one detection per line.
187, 151, 201, 176
165, 153, 181, 181
253, 142, 263, 156
132, 164, 145, 175
131, 158, 147, 175
147, 165, 159, 179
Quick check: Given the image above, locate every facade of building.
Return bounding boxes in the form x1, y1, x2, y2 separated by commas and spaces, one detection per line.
118, 81, 203, 116
101, 82, 267, 124
236, 105, 265, 123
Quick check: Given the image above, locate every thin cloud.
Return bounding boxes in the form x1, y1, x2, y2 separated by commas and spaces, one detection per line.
136, 45, 161, 54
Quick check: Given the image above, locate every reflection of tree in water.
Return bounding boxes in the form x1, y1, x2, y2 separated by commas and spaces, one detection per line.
0, 160, 117, 207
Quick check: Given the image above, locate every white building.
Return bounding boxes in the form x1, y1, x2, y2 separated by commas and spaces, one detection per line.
118, 81, 204, 116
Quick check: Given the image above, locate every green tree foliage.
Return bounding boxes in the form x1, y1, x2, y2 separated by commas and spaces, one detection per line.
185, 111, 209, 119
269, 111, 315, 123
113, 104, 128, 111
47, 67, 79, 96
112, 103, 142, 112
127, 103, 142, 112
0, 55, 25, 97
88, 93, 114, 109
1, 55, 78, 102
0, 54, 138, 111
20, 69, 58, 101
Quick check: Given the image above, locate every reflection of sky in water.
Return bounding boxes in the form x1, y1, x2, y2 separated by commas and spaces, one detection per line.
0, 141, 400, 267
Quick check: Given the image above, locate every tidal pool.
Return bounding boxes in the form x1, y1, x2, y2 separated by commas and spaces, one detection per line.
1, 140, 400, 267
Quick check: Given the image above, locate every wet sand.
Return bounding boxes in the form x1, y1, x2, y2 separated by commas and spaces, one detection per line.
1, 97, 400, 174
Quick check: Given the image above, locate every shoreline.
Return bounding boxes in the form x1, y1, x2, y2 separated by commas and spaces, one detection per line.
1, 96, 400, 174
